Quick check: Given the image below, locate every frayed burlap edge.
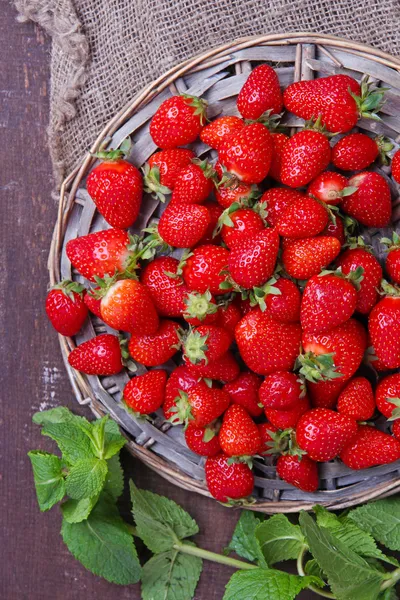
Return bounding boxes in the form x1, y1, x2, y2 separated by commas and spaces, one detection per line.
14, 0, 89, 186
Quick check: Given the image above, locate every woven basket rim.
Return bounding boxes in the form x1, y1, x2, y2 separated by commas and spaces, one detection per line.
49, 32, 400, 512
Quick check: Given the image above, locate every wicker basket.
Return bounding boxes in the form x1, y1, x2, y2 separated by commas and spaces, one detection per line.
49, 32, 400, 513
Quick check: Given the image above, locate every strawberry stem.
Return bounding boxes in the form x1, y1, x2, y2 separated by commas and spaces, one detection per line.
92, 137, 131, 160
297, 546, 336, 599
173, 540, 258, 570
142, 163, 171, 202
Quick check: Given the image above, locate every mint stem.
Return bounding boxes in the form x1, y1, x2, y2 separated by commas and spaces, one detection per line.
173, 541, 258, 571
297, 545, 336, 599
380, 567, 400, 591
126, 524, 138, 537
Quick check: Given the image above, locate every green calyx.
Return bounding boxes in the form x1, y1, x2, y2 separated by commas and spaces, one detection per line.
249, 276, 282, 312
381, 232, 400, 252
191, 158, 217, 182
52, 279, 85, 302
265, 428, 305, 458
183, 329, 209, 365
202, 420, 221, 443
226, 455, 254, 469
90, 273, 120, 300
245, 109, 282, 129
303, 115, 336, 138
380, 279, 400, 298
344, 234, 372, 251
167, 390, 194, 428
183, 290, 218, 322
318, 266, 364, 291
142, 163, 171, 203
92, 137, 132, 161
386, 397, 400, 421
296, 352, 343, 383
141, 222, 172, 259
119, 337, 137, 373
181, 93, 208, 125
349, 76, 386, 122
376, 135, 394, 165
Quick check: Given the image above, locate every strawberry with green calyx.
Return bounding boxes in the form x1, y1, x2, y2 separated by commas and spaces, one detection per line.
300, 266, 364, 334
150, 94, 207, 149
224, 372, 263, 418
282, 236, 342, 280
87, 139, 143, 229
265, 395, 310, 430
199, 201, 224, 245
237, 64, 283, 120
277, 194, 330, 239
296, 352, 343, 384
219, 405, 261, 462
337, 377, 375, 421
376, 373, 400, 420
182, 244, 232, 295
381, 232, 400, 285
339, 425, 400, 470
228, 228, 280, 290
167, 381, 230, 428
259, 277, 301, 323
341, 171, 392, 228
140, 256, 188, 318
277, 454, 319, 492
369, 280, 400, 369
257, 422, 279, 455
183, 290, 218, 325
187, 350, 240, 383
259, 371, 306, 410
216, 202, 267, 248
84, 289, 102, 318
163, 365, 199, 424
123, 370, 167, 415
215, 176, 261, 210
182, 324, 232, 366
215, 297, 242, 333
68, 333, 127, 376
184, 421, 222, 457
156, 203, 211, 248
392, 149, 400, 183
332, 133, 393, 170
205, 453, 254, 503
142, 148, 195, 201
307, 171, 357, 206
337, 245, 383, 315
200, 115, 244, 151
46, 280, 88, 337
128, 319, 181, 367
171, 159, 217, 205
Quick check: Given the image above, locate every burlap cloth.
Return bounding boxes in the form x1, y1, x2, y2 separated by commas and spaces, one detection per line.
15, 0, 400, 188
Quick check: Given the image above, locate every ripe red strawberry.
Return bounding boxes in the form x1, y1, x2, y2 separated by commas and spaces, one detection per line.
269, 132, 289, 183
184, 421, 222, 457
228, 228, 279, 289
381, 233, 400, 285
163, 365, 199, 423
215, 180, 259, 209
68, 334, 124, 375
170, 380, 230, 427
219, 405, 261, 458
237, 64, 283, 120
276, 455, 319, 492
259, 371, 305, 410
99, 278, 159, 334
280, 126, 331, 188
392, 149, 400, 183
198, 201, 224, 245
258, 422, 279, 455
369, 283, 400, 369
123, 369, 167, 414
182, 244, 231, 295
307, 172, 355, 206
337, 377, 375, 420
143, 148, 195, 200
187, 351, 240, 382
183, 324, 232, 366
265, 395, 310, 430
283, 74, 384, 133
150, 94, 207, 149
224, 372, 263, 417
337, 247, 383, 315
340, 425, 400, 469
332, 133, 392, 171
128, 319, 180, 366
183, 290, 218, 325
218, 122, 273, 184
393, 420, 400, 441
263, 278, 301, 323
84, 290, 102, 318
87, 147, 143, 229
141, 256, 187, 318
296, 408, 358, 462
235, 308, 302, 375
205, 453, 254, 502
365, 339, 391, 373
66, 229, 136, 282
261, 188, 303, 228
157, 203, 210, 248
341, 171, 392, 227
300, 268, 363, 334
322, 216, 345, 246
277, 195, 329, 238
300, 319, 367, 382
215, 300, 242, 333
220, 207, 265, 249
376, 373, 400, 419
200, 116, 244, 150
282, 236, 341, 280
171, 160, 215, 205
308, 378, 347, 409
46, 280, 88, 336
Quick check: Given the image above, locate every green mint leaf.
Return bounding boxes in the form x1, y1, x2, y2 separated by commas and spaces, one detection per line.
61, 495, 141, 585
90, 416, 107, 457
141, 542, 202, 600
300, 511, 385, 600
223, 568, 320, 600
225, 511, 265, 564
103, 455, 124, 501
130, 481, 198, 553
33, 407, 91, 432
348, 499, 400, 551
314, 506, 398, 566
61, 496, 99, 524
103, 418, 126, 460
256, 514, 306, 566
41, 421, 95, 465
28, 450, 66, 511
65, 457, 108, 500
380, 588, 398, 600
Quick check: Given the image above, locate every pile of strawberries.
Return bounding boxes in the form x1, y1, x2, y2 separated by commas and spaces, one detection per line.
46, 64, 400, 503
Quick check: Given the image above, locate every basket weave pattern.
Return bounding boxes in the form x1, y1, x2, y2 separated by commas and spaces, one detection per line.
50, 33, 400, 512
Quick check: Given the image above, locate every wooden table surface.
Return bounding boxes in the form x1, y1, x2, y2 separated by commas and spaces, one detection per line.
0, 4, 314, 598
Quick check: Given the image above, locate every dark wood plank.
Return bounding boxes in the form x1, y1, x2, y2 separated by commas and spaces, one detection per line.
0, 3, 316, 598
